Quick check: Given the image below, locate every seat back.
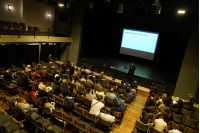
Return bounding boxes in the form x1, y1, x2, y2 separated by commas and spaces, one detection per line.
106, 97, 115, 104
86, 99, 92, 106
34, 120, 43, 130
75, 120, 86, 130
42, 72, 47, 77
109, 85, 116, 90
0, 126, 7, 132
135, 120, 148, 131
86, 111, 96, 120
150, 106, 157, 112
183, 116, 197, 125
79, 81, 85, 86
65, 101, 73, 109
53, 110, 62, 118
43, 107, 51, 115
45, 125, 54, 133
55, 97, 63, 105
60, 86, 67, 93
74, 106, 83, 114
90, 128, 102, 133
183, 104, 193, 110
172, 112, 183, 121
39, 89, 46, 96
181, 108, 192, 117
77, 94, 84, 101
169, 121, 179, 129
47, 93, 54, 99
46, 82, 51, 87
18, 89, 25, 97
151, 127, 162, 133
193, 113, 199, 120
111, 110, 121, 117
53, 84, 60, 90
24, 113, 33, 121
16, 106, 23, 114
86, 82, 93, 88
26, 94, 33, 102
193, 107, 199, 114
184, 127, 199, 133
34, 100, 42, 107
118, 88, 126, 93
101, 82, 107, 88
51, 70, 56, 74
78, 86, 85, 92
122, 96, 130, 102
170, 106, 180, 113
99, 118, 111, 126
63, 114, 73, 123
96, 94, 103, 101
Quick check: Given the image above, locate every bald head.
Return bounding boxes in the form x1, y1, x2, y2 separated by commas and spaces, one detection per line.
27, 65, 31, 68
110, 88, 114, 92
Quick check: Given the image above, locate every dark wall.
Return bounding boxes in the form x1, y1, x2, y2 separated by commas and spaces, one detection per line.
80, 7, 197, 85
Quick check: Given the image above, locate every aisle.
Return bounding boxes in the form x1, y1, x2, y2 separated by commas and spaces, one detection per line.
113, 90, 149, 133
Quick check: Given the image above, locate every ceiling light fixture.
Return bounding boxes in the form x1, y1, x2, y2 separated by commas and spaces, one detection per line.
178, 10, 185, 14
58, 3, 64, 7
8, 5, 11, 10
48, 13, 50, 18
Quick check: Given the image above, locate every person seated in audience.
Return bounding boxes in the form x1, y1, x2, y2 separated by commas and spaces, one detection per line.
86, 88, 96, 101
25, 65, 32, 73
183, 97, 194, 105
81, 69, 86, 76
20, 71, 31, 85
161, 92, 171, 103
36, 66, 41, 70
106, 88, 116, 99
74, 68, 81, 76
116, 94, 125, 103
31, 68, 41, 81
111, 101, 124, 119
64, 91, 80, 107
48, 62, 53, 68
15, 97, 38, 114
26, 86, 38, 103
145, 93, 156, 107
100, 107, 115, 123
92, 69, 99, 76
168, 124, 185, 133
48, 54, 52, 62
94, 79, 102, 87
32, 76, 41, 88
158, 97, 172, 110
130, 86, 137, 93
89, 96, 104, 118
172, 98, 183, 109
150, 115, 167, 133
41, 66, 48, 73
157, 108, 173, 122
60, 64, 67, 74
66, 61, 72, 67
85, 67, 91, 74
99, 71, 105, 78
131, 80, 138, 91
74, 78, 81, 91
86, 76, 94, 85
118, 80, 125, 89
123, 88, 132, 100
38, 79, 52, 93
79, 75, 86, 84
3, 68, 17, 83
70, 66, 75, 76
96, 88, 105, 101
150, 86, 158, 95
60, 79, 69, 91
54, 76, 61, 85
123, 79, 129, 86
140, 107, 152, 125
109, 78, 117, 86
41, 96, 55, 113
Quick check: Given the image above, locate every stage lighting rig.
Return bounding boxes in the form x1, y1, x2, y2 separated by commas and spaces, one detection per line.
155, 6, 161, 14
105, 0, 110, 3
152, 0, 160, 6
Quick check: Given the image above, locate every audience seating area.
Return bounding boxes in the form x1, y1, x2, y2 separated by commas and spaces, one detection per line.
0, 61, 139, 133
0, 20, 39, 31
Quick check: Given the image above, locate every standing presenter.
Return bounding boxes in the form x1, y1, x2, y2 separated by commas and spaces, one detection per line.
128, 62, 135, 83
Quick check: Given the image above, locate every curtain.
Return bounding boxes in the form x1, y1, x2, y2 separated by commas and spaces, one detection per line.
0, 44, 39, 69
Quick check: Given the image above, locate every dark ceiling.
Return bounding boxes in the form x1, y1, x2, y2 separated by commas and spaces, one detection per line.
36, 0, 199, 12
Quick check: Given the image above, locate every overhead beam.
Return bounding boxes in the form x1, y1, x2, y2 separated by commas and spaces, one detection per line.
0, 35, 73, 43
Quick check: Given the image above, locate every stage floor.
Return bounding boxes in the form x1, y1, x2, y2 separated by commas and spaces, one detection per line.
78, 56, 167, 83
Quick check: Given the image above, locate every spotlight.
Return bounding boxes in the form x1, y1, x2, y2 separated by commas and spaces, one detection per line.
58, 3, 64, 7
48, 13, 50, 18
67, 2, 71, 8
89, 2, 94, 10
178, 10, 185, 14
155, 6, 161, 14
152, 0, 160, 6
117, 3, 123, 13
8, 5, 11, 10
105, 0, 110, 3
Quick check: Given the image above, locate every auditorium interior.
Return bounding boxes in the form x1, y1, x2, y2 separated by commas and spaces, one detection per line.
0, 0, 199, 133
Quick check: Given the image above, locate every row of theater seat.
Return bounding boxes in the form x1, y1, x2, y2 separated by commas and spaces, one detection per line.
0, 20, 39, 31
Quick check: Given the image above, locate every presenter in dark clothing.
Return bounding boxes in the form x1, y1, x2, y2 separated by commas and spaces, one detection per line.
128, 62, 135, 84
48, 54, 52, 62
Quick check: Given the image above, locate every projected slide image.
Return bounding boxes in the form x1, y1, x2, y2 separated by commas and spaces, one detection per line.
120, 28, 159, 60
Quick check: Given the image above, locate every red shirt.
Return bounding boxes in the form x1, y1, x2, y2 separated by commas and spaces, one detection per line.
31, 72, 41, 80
26, 91, 37, 103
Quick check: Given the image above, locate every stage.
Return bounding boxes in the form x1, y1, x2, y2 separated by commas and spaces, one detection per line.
77, 56, 176, 95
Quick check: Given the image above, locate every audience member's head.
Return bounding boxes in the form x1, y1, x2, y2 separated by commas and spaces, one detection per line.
79, 75, 82, 79
42, 96, 48, 106
68, 91, 73, 97
131, 62, 134, 66
27, 65, 31, 68
32, 68, 35, 72
159, 114, 164, 120
112, 78, 115, 81
164, 108, 171, 115
42, 79, 47, 85
89, 76, 93, 80
134, 80, 137, 84
27, 86, 32, 92
126, 88, 131, 93
99, 71, 104, 77
189, 97, 194, 103
153, 86, 157, 92
116, 101, 121, 107
49, 54, 52, 57
110, 88, 114, 92
120, 94, 123, 99
55, 76, 60, 81
43, 66, 46, 69
16, 97, 24, 103
62, 79, 67, 84
75, 68, 78, 71
87, 88, 92, 94
105, 107, 111, 114
121, 80, 124, 85
32, 86, 37, 91
7, 68, 12, 73
93, 69, 97, 72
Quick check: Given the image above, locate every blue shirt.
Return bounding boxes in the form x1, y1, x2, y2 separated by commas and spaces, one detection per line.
124, 93, 132, 100
3, 71, 12, 81
64, 96, 76, 107
111, 106, 124, 112
109, 81, 117, 86
116, 98, 125, 103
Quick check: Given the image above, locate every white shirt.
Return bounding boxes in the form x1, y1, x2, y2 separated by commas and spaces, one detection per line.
89, 99, 104, 116
96, 91, 105, 100
169, 129, 182, 133
100, 113, 115, 123
154, 119, 167, 133
55, 74, 59, 78
15, 101, 30, 113
80, 78, 86, 84
85, 69, 91, 74
93, 72, 99, 76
